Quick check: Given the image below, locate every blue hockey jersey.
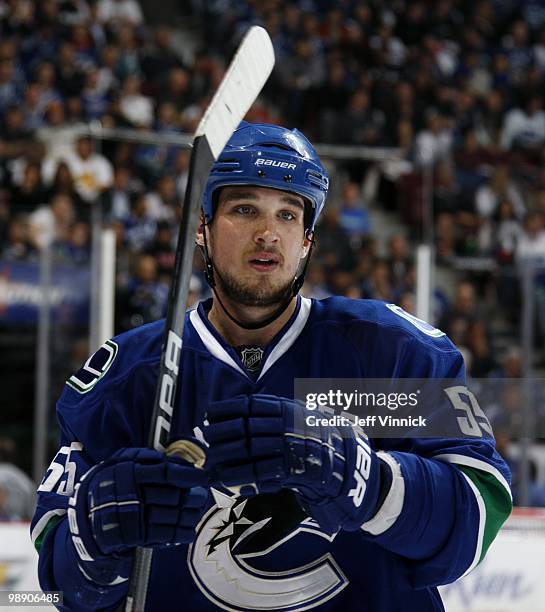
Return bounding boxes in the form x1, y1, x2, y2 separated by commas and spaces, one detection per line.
31, 297, 512, 611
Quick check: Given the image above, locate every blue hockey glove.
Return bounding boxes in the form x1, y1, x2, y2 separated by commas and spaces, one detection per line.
68, 447, 210, 571
205, 395, 388, 534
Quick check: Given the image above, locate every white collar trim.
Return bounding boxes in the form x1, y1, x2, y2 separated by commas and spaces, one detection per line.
258, 296, 311, 380
189, 309, 247, 377
189, 297, 312, 380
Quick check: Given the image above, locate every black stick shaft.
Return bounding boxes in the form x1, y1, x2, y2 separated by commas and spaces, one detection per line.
125, 135, 214, 612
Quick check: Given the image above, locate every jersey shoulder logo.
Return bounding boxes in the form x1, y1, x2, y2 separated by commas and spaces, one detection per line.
67, 339, 119, 394
385, 303, 445, 338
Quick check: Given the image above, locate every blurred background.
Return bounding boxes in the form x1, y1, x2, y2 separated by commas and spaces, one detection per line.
0, 1, 545, 609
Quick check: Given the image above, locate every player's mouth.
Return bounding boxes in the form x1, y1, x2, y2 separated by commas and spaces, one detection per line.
248, 252, 280, 272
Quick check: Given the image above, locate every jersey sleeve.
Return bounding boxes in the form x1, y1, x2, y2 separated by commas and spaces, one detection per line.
31, 436, 131, 611
360, 305, 513, 588
30, 330, 160, 610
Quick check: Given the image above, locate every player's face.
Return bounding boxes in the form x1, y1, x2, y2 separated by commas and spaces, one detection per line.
205, 185, 311, 307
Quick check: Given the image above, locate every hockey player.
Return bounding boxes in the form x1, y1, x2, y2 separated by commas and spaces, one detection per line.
32, 122, 512, 611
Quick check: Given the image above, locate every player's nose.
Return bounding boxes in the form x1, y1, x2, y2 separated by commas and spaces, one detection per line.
254, 216, 280, 244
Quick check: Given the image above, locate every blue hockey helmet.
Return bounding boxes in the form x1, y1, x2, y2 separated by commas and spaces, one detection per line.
202, 122, 329, 233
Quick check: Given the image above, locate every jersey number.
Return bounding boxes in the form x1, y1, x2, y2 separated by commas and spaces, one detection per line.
38, 442, 83, 495
444, 386, 493, 438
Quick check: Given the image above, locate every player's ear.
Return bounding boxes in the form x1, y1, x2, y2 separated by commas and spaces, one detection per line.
196, 214, 206, 247
301, 230, 313, 259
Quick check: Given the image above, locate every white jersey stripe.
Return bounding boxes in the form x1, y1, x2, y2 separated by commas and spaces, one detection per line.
459, 472, 486, 577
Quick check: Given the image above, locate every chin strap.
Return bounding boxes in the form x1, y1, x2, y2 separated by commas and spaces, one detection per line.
199, 221, 315, 330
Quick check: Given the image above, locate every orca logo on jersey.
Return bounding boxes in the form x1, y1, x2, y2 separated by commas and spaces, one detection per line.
154, 330, 182, 452
255, 158, 297, 170
189, 489, 348, 611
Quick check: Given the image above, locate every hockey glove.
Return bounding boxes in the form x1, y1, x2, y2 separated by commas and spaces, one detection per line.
205, 395, 389, 534
68, 447, 210, 580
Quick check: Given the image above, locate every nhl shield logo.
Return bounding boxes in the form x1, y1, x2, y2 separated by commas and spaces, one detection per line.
240, 347, 263, 372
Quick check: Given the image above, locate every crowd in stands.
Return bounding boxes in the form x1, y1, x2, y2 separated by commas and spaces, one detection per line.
0, 0, 544, 499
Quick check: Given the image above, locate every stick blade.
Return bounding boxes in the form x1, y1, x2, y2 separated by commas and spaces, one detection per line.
195, 26, 275, 158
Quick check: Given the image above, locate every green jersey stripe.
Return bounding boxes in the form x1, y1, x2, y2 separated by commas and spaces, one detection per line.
458, 465, 513, 566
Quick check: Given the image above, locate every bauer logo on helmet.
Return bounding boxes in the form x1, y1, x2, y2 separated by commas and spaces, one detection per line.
255, 158, 297, 170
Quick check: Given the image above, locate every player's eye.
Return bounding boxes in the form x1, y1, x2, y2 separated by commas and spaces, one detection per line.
280, 210, 297, 221
234, 205, 255, 215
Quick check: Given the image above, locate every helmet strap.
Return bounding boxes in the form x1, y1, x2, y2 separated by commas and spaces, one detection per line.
200, 219, 216, 288
198, 221, 315, 331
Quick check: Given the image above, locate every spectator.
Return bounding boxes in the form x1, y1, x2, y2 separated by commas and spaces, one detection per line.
338, 89, 385, 147
362, 258, 395, 302
516, 211, 545, 261
276, 37, 325, 123
386, 234, 412, 290
119, 74, 154, 128
124, 192, 157, 252
117, 253, 168, 332
159, 67, 192, 109
28, 193, 75, 249
33, 61, 62, 114
10, 161, 47, 214
315, 60, 352, 142
500, 95, 545, 151
315, 211, 356, 272
0, 215, 37, 261
70, 22, 99, 68
43, 134, 114, 203
414, 109, 453, 166
115, 24, 141, 80
141, 27, 184, 83
96, 45, 120, 95
145, 220, 175, 280
454, 129, 499, 194
55, 42, 85, 98
21, 82, 47, 132
494, 200, 523, 262
439, 280, 484, 349
338, 181, 370, 246
0, 105, 34, 143
144, 174, 179, 222
81, 68, 110, 120
45, 161, 83, 207
96, 0, 143, 27
301, 263, 331, 300
475, 164, 526, 220
0, 58, 23, 115
52, 220, 90, 265
103, 165, 135, 222
502, 19, 534, 82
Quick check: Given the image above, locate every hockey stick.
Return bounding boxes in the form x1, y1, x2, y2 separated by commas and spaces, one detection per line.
124, 26, 275, 612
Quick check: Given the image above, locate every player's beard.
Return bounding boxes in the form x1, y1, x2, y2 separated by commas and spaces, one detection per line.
214, 265, 293, 308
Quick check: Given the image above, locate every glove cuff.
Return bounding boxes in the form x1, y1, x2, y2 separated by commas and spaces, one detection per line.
361, 452, 405, 536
